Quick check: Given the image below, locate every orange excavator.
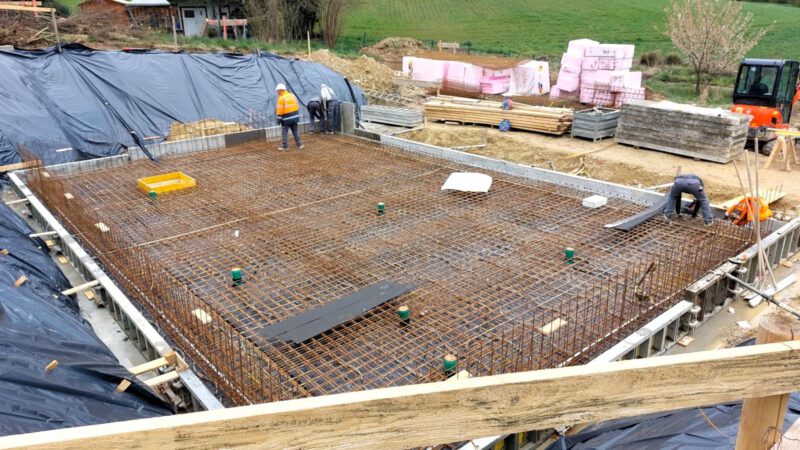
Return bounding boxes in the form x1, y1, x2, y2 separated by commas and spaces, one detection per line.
731, 59, 799, 155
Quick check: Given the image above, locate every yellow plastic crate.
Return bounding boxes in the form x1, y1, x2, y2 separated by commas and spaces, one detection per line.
137, 172, 196, 195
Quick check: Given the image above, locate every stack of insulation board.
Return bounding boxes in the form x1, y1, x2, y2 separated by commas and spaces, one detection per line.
552, 39, 645, 107
401, 56, 550, 96
361, 105, 423, 127
423, 96, 572, 135
615, 100, 750, 163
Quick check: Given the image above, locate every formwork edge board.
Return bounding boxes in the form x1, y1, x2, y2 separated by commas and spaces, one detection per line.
589, 300, 693, 364
6, 173, 224, 411
685, 261, 738, 294
740, 218, 800, 261
381, 135, 664, 206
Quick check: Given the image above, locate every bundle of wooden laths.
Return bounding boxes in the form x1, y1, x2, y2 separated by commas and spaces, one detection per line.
423, 96, 573, 135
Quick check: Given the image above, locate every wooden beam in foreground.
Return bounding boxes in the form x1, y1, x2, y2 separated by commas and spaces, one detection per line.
0, 3, 53, 12
0, 161, 40, 172
1, 342, 799, 450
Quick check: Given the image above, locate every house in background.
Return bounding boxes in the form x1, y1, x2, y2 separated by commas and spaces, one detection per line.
169, 0, 244, 37
78, 0, 243, 37
79, 0, 174, 30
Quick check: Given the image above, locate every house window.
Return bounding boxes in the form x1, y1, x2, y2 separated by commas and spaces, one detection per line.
183, 9, 195, 18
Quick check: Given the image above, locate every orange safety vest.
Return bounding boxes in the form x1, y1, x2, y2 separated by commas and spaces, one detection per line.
276, 91, 299, 118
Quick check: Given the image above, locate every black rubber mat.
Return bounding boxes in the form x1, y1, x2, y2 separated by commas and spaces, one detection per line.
259, 280, 415, 343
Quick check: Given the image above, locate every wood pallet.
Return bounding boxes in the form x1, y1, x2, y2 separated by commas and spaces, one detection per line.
616, 100, 750, 163
423, 96, 572, 135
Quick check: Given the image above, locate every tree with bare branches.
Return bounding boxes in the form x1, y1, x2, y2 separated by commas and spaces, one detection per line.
318, 0, 349, 48
664, 0, 770, 95
242, 0, 349, 47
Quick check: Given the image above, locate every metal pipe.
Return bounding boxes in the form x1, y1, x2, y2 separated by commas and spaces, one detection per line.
722, 272, 800, 319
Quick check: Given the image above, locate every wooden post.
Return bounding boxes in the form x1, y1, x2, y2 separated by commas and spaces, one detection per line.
171, 15, 177, 50
307, 30, 311, 57
222, 15, 227, 40
736, 313, 800, 449
51, 10, 60, 52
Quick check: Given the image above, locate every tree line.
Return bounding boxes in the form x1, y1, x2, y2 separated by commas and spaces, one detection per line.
242, 0, 349, 47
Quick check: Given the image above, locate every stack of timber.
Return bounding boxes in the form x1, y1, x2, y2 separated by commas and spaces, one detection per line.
361, 105, 423, 127
423, 96, 573, 135
615, 100, 750, 163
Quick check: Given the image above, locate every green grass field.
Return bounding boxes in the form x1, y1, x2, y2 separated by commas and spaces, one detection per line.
343, 0, 799, 60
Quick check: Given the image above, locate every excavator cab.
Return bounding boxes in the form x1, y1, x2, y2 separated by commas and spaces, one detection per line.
731, 59, 799, 153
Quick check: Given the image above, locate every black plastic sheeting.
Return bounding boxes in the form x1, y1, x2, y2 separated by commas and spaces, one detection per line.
0, 203, 173, 436
0, 44, 366, 165
547, 339, 800, 450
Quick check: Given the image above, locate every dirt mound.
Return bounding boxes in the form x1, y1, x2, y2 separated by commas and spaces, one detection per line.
307, 49, 395, 91
362, 37, 426, 71
367, 37, 425, 53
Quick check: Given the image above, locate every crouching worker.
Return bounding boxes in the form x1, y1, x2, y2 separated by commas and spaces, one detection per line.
306, 96, 323, 134
275, 83, 303, 150
663, 174, 714, 225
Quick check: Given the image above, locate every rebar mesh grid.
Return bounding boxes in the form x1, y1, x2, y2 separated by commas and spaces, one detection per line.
27, 134, 755, 405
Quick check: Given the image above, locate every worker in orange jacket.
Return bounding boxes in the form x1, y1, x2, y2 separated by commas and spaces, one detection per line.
275, 83, 303, 151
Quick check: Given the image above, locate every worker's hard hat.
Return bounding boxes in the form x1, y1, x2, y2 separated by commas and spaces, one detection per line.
275, 83, 286, 91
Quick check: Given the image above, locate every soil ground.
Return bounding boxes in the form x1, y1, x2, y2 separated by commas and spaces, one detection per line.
403, 123, 800, 213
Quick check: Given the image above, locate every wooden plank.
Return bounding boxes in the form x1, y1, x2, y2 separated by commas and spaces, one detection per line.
737, 314, 800, 449
128, 352, 177, 376
2, 341, 800, 450
115, 379, 132, 393
539, 318, 566, 335
713, 190, 787, 210
61, 280, 99, 296
0, 161, 39, 172
14, 275, 28, 287
0, 4, 53, 12
144, 370, 179, 388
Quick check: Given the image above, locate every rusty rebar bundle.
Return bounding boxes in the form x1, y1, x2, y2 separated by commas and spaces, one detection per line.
26, 135, 755, 405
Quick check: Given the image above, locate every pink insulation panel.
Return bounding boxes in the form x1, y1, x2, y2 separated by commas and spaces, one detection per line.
480, 75, 510, 94
556, 69, 580, 92
567, 39, 599, 55
443, 61, 484, 86
560, 52, 583, 70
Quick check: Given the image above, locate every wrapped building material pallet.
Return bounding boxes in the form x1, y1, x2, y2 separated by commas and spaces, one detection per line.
361, 105, 423, 127
423, 96, 572, 135
615, 100, 750, 163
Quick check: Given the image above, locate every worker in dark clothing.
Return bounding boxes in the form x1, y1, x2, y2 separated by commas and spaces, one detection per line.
663, 174, 714, 225
320, 84, 339, 134
306, 96, 323, 134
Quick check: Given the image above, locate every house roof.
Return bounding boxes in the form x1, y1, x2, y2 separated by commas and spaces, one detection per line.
113, 0, 170, 6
